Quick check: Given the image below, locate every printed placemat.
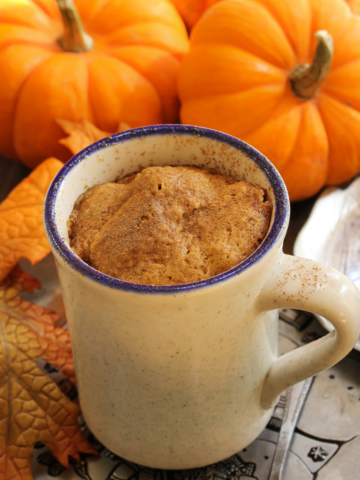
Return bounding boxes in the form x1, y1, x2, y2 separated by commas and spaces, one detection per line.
21, 255, 360, 480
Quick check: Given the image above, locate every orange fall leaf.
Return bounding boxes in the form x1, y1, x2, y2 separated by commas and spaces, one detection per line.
0, 158, 63, 282
57, 118, 131, 156
0, 267, 95, 480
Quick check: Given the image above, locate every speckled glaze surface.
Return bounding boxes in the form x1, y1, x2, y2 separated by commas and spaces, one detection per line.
44, 125, 360, 470
294, 177, 360, 351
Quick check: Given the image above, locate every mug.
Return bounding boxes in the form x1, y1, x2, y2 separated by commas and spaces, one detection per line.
44, 125, 360, 470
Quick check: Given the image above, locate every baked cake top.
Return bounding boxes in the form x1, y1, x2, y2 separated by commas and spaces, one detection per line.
68, 166, 272, 285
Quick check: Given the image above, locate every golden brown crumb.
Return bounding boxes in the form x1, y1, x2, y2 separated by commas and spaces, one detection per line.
68, 166, 272, 285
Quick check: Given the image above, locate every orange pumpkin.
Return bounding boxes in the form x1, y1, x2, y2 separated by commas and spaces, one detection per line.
170, 0, 221, 29
346, 0, 360, 14
179, 0, 360, 201
0, 0, 188, 169
170, 0, 360, 28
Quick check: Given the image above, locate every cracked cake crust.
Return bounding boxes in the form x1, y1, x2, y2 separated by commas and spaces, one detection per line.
68, 166, 272, 285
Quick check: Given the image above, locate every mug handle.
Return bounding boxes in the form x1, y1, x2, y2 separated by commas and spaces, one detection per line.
257, 254, 360, 409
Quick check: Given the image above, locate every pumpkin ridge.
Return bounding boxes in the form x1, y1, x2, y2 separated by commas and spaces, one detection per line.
108, 45, 182, 122
280, 102, 329, 201
181, 84, 288, 104
251, 0, 311, 62
0, 25, 57, 54
0, 17, 53, 31
88, 17, 187, 36
1, 47, 55, 160
319, 88, 358, 111
330, 15, 360, 70
13, 52, 91, 164
0, 0, 57, 31
0, 45, 51, 158
320, 60, 360, 111
105, 49, 170, 118
253, 1, 301, 61
104, 20, 185, 33
243, 95, 304, 171
84, 0, 187, 34
0, 41, 61, 56
317, 92, 360, 185
84, 55, 97, 132
85, 52, 125, 130
325, 57, 360, 76
31, 0, 61, 21
184, 42, 290, 71
273, 102, 309, 171
76, 0, 113, 30
230, 47, 290, 73
86, 53, 162, 132
105, 22, 189, 59
180, 84, 288, 140
309, 0, 353, 64
178, 47, 287, 102
182, 83, 287, 102
190, 0, 296, 69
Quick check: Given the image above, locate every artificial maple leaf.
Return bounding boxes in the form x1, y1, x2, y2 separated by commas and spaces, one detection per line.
0, 158, 63, 282
57, 118, 110, 156
0, 267, 95, 480
57, 118, 131, 156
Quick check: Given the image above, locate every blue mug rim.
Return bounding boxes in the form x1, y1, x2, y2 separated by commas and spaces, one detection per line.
44, 124, 290, 293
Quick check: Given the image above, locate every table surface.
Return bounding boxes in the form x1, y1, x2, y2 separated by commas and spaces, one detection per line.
2, 156, 360, 480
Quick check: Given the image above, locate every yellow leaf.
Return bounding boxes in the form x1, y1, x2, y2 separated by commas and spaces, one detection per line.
0, 158, 63, 282
0, 267, 95, 480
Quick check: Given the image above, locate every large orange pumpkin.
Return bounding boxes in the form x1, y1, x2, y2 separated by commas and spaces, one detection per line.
171, 0, 359, 29
0, 0, 188, 168
179, 0, 360, 201
171, 0, 360, 29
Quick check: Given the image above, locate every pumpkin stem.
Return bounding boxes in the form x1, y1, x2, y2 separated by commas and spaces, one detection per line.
289, 30, 333, 100
55, 0, 93, 53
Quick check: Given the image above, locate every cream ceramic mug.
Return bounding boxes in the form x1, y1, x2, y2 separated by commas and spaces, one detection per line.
44, 125, 360, 470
